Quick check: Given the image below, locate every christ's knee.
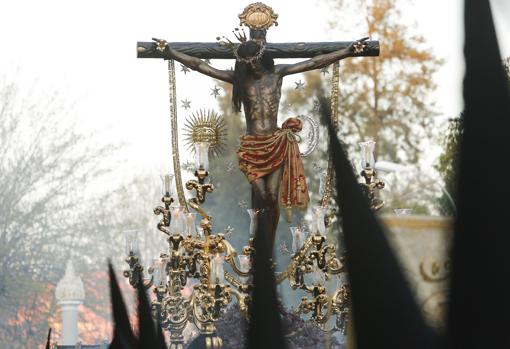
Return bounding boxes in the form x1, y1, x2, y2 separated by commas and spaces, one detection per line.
265, 191, 279, 209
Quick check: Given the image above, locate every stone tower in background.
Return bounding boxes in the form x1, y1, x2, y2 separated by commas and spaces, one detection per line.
55, 260, 85, 346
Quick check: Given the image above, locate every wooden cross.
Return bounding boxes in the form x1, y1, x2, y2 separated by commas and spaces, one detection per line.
136, 3, 378, 61
137, 40, 379, 60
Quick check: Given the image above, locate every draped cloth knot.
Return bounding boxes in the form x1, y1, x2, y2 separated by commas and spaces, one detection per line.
237, 117, 310, 212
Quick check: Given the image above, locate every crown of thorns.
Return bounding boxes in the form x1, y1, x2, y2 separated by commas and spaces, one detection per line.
217, 28, 266, 63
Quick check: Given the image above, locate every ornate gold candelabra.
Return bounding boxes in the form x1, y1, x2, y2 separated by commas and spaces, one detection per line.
124, 142, 252, 349
273, 208, 350, 333
123, 138, 385, 347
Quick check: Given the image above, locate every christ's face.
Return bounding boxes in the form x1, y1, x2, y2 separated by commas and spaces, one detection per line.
247, 59, 264, 74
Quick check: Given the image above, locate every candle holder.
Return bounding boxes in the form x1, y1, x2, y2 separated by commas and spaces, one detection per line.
290, 226, 306, 253
311, 206, 327, 236
358, 140, 385, 211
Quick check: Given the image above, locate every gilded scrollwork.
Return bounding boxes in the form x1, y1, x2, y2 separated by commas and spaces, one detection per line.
420, 256, 451, 283
238, 2, 279, 30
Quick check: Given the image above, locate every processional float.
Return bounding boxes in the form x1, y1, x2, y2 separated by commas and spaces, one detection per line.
123, 3, 383, 348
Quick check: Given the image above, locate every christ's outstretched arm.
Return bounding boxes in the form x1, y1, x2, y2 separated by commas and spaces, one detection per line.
276, 37, 369, 76
153, 38, 234, 83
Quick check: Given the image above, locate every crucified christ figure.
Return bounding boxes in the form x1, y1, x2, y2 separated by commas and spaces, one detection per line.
153, 36, 367, 253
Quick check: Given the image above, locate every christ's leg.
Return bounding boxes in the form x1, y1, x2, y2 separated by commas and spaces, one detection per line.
249, 165, 283, 254
251, 178, 266, 210
250, 178, 267, 252
265, 166, 283, 252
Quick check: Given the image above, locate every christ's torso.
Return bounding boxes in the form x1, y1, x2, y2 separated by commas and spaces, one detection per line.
242, 72, 283, 135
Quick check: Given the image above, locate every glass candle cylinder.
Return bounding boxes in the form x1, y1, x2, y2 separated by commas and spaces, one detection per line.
210, 254, 225, 285
311, 206, 327, 236
185, 213, 197, 236
318, 171, 328, 197
238, 255, 251, 283
290, 226, 305, 253
194, 142, 210, 171
124, 230, 140, 255
151, 258, 167, 287
169, 206, 186, 235
151, 260, 161, 287
359, 140, 376, 169
160, 173, 174, 197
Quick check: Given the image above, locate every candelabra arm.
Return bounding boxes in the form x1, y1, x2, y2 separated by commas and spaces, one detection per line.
223, 241, 251, 277
227, 284, 249, 317
360, 168, 385, 211
186, 179, 214, 205
154, 196, 173, 235
185, 169, 215, 235
188, 198, 209, 218
123, 252, 153, 290
188, 198, 213, 235
157, 222, 171, 235
224, 271, 251, 293
278, 235, 315, 285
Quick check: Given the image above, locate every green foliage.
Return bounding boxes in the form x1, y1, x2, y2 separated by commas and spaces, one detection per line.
436, 117, 463, 215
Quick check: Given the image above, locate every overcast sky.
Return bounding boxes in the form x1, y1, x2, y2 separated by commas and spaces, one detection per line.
0, 0, 508, 178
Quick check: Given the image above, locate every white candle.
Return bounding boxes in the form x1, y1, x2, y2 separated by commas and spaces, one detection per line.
194, 142, 210, 171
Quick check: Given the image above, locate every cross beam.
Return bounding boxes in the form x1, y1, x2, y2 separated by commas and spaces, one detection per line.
136, 41, 380, 60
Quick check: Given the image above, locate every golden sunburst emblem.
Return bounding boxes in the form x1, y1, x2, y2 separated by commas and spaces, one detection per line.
183, 109, 227, 157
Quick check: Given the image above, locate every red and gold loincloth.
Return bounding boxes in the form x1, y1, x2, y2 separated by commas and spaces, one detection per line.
237, 117, 309, 210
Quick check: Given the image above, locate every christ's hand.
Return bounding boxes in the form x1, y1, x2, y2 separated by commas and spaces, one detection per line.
349, 37, 369, 55
152, 38, 168, 53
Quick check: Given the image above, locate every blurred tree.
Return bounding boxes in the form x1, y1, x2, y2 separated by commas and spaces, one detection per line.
436, 117, 462, 216
0, 80, 112, 282
0, 79, 130, 347
326, 0, 443, 164
0, 280, 57, 349
437, 58, 509, 216
279, 0, 444, 213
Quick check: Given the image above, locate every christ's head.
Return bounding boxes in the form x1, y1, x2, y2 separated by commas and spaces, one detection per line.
232, 40, 274, 112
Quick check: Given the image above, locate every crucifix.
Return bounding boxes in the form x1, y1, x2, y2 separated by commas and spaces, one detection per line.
137, 2, 379, 254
